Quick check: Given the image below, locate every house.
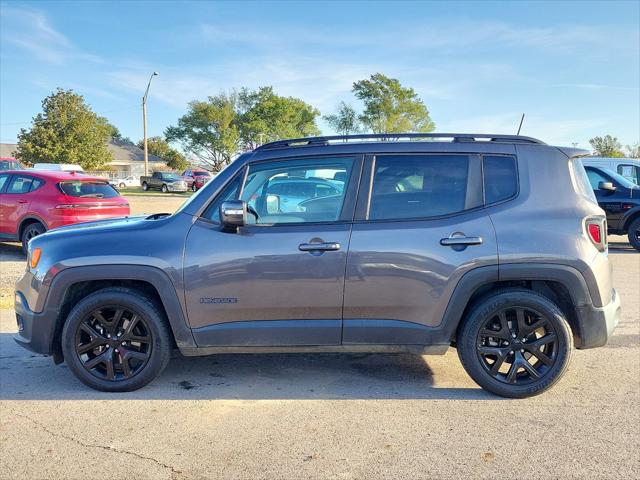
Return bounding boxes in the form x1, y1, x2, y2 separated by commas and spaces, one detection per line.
0, 140, 167, 176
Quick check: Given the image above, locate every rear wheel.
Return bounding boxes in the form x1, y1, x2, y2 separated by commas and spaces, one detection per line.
142, 182, 149, 191
119, 182, 126, 188
457, 289, 572, 398
627, 217, 640, 251
61, 287, 172, 392
161, 184, 168, 193
21, 222, 46, 255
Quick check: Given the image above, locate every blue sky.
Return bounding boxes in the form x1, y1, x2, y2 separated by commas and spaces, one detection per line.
1, 1, 638, 150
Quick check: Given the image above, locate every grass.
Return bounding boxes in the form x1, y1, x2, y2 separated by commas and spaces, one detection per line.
116, 187, 193, 197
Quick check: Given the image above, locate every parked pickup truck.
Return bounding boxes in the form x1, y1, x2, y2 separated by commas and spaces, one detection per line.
140, 172, 188, 193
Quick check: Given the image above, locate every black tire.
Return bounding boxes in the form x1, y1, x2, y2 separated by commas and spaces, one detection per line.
161, 184, 168, 193
142, 182, 149, 191
21, 222, 46, 255
457, 289, 573, 398
61, 287, 172, 392
627, 217, 640, 251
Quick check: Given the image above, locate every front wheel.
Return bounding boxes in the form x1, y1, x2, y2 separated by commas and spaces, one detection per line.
161, 184, 168, 193
21, 222, 46, 255
457, 289, 572, 398
627, 217, 640, 251
61, 287, 172, 392
119, 182, 126, 188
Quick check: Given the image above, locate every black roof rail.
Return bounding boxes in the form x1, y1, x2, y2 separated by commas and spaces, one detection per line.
255, 133, 546, 151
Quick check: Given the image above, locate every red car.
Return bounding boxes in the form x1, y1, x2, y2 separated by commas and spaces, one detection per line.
0, 170, 130, 253
182, 168, 212, 191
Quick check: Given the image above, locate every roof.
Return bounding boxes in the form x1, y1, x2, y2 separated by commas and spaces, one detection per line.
0, 141, 166, 164
3, 170, 109, 181
107, 140, 165, 163
0, 143, 17, 158
255, 133, 546, 151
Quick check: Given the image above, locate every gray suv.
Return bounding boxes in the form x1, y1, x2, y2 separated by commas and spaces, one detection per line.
14, 133, 622, 398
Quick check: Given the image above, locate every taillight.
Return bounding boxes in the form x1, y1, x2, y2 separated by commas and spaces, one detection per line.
588, 224, 601, 244
585, 217, 607, 252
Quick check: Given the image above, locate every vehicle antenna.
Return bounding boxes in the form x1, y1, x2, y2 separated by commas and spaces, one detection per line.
516, 113, 525, 135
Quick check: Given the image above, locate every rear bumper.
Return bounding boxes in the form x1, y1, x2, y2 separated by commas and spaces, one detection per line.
576, 288, 621, 349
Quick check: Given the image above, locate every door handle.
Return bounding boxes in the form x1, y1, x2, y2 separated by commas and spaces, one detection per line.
17, 200, 28, 204
298, 242, 341, 252
440, 235, 483, 247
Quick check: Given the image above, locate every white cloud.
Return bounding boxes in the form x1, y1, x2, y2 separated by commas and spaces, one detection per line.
0, 6, 102, 64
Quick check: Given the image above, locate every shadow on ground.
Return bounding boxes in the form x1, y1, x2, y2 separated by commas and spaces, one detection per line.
0, 332, 495, 401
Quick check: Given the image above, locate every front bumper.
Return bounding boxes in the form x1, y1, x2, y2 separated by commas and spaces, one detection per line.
167, 183, 188, 192
13, 290, 57, 356
576, 288, 621, 349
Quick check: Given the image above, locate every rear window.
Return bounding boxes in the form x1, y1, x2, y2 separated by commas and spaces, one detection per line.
483, 155, 518, 204
193, 171, 210, 177
0, 160, 22, 170
59, 181, 120, 198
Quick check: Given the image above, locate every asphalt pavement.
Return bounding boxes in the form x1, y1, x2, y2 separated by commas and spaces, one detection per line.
0, 238, 638, 479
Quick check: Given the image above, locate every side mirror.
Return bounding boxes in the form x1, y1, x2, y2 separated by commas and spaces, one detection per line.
266, 194, 280, 214
220, 200, 246, 230
598, 181, 616, 192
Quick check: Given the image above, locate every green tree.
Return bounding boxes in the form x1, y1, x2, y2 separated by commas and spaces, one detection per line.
137, 137, 189, 172
238, 86, 320, 149
165, 92, 241, 172
323, 102, 362, 136
15, 88, 113, 169
352, 73, 435, 134
104, 122, 134, 145
625, 143, 640, 158
589, 135, 625, 157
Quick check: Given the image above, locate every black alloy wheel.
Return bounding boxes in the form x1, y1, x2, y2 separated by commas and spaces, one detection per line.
75, 306, 152, 381
457, 289, 572, 398
62, 287, 172, 391
476, 306, 558, 385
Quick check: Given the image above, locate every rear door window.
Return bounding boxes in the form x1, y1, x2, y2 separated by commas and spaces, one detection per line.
368, 155, 476, 220
6, 175, 34, 194
59, 181, 120, 198
0, 174, 9, 192
483, 155, 518, 204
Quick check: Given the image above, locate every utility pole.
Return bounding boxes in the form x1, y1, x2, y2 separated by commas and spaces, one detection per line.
142, 71, 159, 176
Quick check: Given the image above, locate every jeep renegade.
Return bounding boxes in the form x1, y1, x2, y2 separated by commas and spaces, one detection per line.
14, 133, 622, 398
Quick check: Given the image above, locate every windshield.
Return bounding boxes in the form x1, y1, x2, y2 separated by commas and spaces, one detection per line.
59, 181, 120, 198
0, 160, 22, 170
601, 168, 639, 189
163, 173, 182, 181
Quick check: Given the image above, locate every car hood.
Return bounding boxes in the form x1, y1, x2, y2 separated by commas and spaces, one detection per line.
42, 213, 172, 238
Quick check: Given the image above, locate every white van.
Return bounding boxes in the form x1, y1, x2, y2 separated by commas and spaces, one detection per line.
580, 157, 640, 185
32, 163, 85, 173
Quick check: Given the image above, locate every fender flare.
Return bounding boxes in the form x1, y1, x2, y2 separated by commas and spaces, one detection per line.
44, 265, 196, 351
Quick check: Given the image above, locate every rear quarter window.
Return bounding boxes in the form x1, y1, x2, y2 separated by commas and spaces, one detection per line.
59, 181, 120, 198
572, 160, 598, 202
483, 155, 518, 204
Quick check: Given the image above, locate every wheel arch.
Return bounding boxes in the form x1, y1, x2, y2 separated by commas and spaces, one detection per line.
18, 215, 48, 239
444, 263, 593, 349
622, 207, 640, 232
46, 265, 196, 363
